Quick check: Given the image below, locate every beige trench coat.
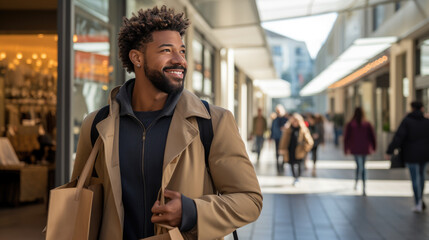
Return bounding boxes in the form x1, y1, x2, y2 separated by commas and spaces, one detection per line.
71, 87, 262, 240
278, 126, 314, 162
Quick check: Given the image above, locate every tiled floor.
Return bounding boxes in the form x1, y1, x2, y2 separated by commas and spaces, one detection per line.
1, 141, 428, 240
226, 141, 429, 240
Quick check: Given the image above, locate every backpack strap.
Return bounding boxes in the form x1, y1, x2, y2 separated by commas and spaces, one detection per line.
90, 105, 110, 147
197, 101, 238, 240
197, 100, 214, 178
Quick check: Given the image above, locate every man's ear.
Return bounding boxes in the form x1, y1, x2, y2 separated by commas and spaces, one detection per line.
129, 49, 143, 68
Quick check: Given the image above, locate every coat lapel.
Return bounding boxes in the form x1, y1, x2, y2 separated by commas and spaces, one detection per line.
163, 112, 199, 169
96, 102, 123, 227
162, 90, 210, 186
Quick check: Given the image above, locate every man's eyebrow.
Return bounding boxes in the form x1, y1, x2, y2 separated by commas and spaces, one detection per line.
158, 44, 173, 48
157, 44, 186, 48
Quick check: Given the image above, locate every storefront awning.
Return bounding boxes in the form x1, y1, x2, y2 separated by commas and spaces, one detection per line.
189, 0, 277, 80
300, 37, 397, 96
254, 79, 291, 98
256, 0, 397, 22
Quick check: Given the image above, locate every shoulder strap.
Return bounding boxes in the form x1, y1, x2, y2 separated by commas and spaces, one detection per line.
90, 105, 110, 147
197, 100, 217, 194
197, 101, 239, 240
197, 100, 213, 171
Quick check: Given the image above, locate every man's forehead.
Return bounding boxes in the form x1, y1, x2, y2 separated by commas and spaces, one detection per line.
150, 30, 184, 45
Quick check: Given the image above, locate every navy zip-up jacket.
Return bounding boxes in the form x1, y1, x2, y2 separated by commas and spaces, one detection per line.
116, 79, 196, 239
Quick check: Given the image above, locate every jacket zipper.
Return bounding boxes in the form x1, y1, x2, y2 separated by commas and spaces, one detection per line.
127, 113, 159, 236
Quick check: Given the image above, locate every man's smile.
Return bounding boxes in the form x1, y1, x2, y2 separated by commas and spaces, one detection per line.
163, 66, 186, 80
164, 69, 184, 79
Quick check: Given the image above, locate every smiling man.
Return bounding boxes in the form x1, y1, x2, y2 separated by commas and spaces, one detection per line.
71, 5, 262, 240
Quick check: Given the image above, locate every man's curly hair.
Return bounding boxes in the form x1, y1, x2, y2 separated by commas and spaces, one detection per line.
118, 5, 190, 73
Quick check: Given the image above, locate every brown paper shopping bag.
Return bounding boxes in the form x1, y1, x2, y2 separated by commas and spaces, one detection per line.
46, 138, 103, 240
141, 226, 183, 240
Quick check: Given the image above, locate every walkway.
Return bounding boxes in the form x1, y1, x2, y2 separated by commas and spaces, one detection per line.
227, 141, 429, 240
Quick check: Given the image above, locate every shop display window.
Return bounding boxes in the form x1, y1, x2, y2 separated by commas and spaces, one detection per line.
192, 32, 215, 103
0, 34, 57, 164
419, 39, 429, 76
72, 0, 120, 153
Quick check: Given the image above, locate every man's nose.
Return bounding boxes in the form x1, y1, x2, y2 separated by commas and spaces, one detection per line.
171, 52, 186, 66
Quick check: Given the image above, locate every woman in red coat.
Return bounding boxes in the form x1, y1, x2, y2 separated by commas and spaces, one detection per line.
344, 107, 376, 196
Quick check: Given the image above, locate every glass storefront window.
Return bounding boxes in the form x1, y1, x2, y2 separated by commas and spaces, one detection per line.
192, 39, 203, 92
419, 39, 429, 76
191, 32, 215, 103
0, 34, 58, 163
234, 68, 239, 122
203, 47, 213, 96
400, 53, 408, 114
373, 5, 385, 31
72, 0, 121, 152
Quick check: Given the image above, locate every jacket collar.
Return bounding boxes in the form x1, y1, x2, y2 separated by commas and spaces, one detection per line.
115, 78, 182, 118
408, 110, 424, 120
174, 89, 211, 120
110, 80, 210, 120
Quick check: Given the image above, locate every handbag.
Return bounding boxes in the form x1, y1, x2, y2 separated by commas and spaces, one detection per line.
45, 137, 103, 240
251, 139, 258, 153
390, 148, 405, 169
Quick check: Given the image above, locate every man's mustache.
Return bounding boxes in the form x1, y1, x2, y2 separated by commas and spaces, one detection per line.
163, 65, 186, 71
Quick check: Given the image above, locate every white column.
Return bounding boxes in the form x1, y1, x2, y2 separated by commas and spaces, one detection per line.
240, 83, 248, 141
219, 48, 235, 113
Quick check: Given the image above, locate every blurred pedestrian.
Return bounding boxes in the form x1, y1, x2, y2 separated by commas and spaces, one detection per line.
308, 114, 324, 176
279, 113, 314, 186
323, 113, 334, 143
332, 113, 344, 147
251, 108, 267, 165
386, 101, 429, 213
344, 107, 376, 196
270, 104, 288, 173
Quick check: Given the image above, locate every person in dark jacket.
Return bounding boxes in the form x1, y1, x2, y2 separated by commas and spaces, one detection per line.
386, 101, 429, 213
308, 114, 324, 176
344, 107, 376, 196
270, 104, 288, 173
251, 108, 267, 165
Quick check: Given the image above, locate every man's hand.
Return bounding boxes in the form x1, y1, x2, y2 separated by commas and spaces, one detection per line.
384, 154, 391, 160
151, 189, 182, 227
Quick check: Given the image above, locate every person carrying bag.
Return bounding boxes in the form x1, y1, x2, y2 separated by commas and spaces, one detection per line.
49, 5, 262, 239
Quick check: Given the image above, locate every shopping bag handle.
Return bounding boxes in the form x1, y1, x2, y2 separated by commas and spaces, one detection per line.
75, 137, 102, 200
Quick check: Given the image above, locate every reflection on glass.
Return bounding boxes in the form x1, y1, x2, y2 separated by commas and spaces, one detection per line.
420, 40, 429, 76
73, 0, 114, 152
192, 39, 203, 92
203, 48, 213, 96
0, 34, 58, 162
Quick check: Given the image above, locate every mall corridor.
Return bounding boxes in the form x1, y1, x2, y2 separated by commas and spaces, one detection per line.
1, 141, 429, 240
226, 141, 429, 240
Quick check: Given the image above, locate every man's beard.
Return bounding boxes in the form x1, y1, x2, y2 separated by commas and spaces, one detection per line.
144, 62, 186, 95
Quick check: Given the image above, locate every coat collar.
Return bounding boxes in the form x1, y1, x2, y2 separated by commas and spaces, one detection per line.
115, 78, 182, 118
108, 80, 211, 120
